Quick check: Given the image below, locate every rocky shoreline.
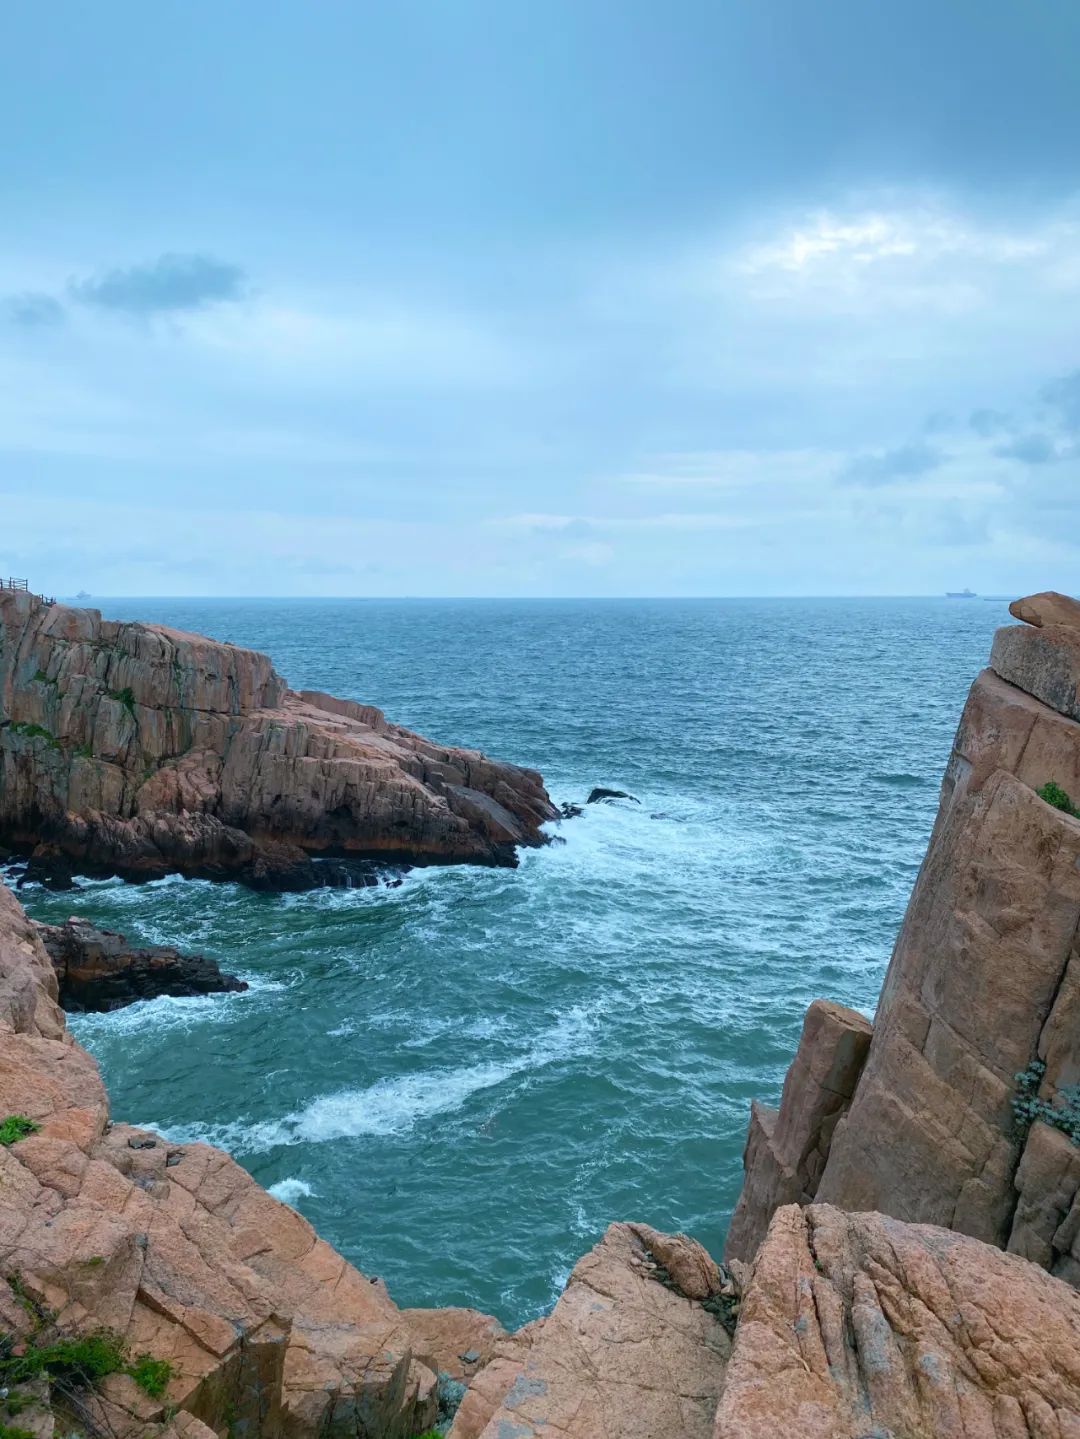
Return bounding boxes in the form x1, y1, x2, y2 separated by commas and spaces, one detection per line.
3, 591, 1080, 1437
0, 592, 558, 889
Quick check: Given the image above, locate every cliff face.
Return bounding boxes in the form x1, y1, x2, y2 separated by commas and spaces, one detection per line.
0, 592, 558, 887
0, 879, 503, 1439
726, 591, 1080, 1288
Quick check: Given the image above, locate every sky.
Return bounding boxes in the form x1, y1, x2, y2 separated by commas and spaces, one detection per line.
2, 0, 1080, 597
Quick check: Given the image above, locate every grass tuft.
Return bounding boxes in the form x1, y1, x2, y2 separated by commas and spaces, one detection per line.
0, 1116, 40, 1147
1036, 780, 1080, 818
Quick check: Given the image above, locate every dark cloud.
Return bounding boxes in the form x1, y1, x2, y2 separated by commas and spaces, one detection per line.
969, 407, 1008, 437
4, 291, 65, 328
840, 443, 944, 487
70, 253, 246, 316
1041, 370, 1080, 432
994, 433, 1058, 465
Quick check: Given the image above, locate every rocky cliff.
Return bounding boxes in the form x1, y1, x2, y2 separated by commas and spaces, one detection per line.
726, 590, 1080, 1289
0, 592, 557, 888
8, 590, 1080, 1439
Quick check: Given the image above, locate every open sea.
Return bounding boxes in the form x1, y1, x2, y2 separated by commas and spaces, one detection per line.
12, 596, 1009, 1326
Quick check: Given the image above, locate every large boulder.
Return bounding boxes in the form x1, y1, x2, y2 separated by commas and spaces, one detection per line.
715, 1203, 1080, 1439
453, 1223, 731, 1439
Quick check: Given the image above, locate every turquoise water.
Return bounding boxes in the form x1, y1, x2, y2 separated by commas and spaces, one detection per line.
16, 597, 1008, 1325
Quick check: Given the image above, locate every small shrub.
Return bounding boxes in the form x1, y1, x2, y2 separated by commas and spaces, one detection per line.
2, 1331, 127, 1388
32, 669, 50, 684
126, 1355, 173, 1398
1013, 1058, 1080, 1146
73, 743, 93, 760
1036, 781, 1080, 818
0, 1422, 35, 1439
108, 687, 137, 719
6, 722, 60, 749
0, 1115, 40, 1146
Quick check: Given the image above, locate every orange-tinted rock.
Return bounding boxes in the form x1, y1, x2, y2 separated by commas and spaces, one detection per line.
724, 999, 871, 1264
0, 878, 466, 1439
1010, 589, 1080, 630
0, 591, 557, 887
458, 1223, 730, 1439
714, 1203, 1080, 1439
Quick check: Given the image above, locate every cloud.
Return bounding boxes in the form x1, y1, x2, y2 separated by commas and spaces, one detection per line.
70, 253, 247, 316
994, 433, 1059, 465
840, 443, 945, 487
969, 407, 1009, 437
4, 292, 65, 328
1042, 370, 1080, 432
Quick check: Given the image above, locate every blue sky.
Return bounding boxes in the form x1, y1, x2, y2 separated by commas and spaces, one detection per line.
3, 0, 1080, 596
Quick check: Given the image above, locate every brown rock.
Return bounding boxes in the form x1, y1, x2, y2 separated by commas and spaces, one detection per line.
34, 916, 247, 1011
714, 1203, 1080, 1439
724, 999, 871, 1263
0, 591, 558, 887
396, 1305, 506, 1381
0, 877, 466, 1439
991, 619, 1080, 723
1010, 589, 1080, 630
460, 1223, 730, 1439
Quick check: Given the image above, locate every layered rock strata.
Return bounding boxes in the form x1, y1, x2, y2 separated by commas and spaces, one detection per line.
33, 915, 248, 1011
0, 592, 557, 887
727, 590, 1080, 1285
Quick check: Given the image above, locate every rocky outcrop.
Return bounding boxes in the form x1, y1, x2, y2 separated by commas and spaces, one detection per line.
0, 592, 557, 888
0, 879, 496, 1439
723, 1000, 872, 1263
714, 1203, 1080, 1438
449, 1223, 732, 1439
34, 915, 247, 1011
727, 590, 1080, 1286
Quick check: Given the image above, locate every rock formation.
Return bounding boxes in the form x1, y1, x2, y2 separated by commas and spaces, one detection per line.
0, 878, 499, 1439
9, 588, 1080, 1439
448, 1223, 732, 1439
33, 915, 248, 1011
0, 592, 557, 888
726, 590, 1080, 1287
715, 1204, 1080, 1438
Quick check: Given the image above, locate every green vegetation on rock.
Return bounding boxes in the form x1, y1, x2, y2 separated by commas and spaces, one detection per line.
108, 687, 137, 718
1036, 780, 1080, 818
1013, 1058, 1080, 1146
0, 1116, 40, 1146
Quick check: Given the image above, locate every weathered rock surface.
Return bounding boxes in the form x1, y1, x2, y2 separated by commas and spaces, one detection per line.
0, 592, 557, 887
724, 999, 872, 1263
728, 593, 1080, 1292
0, 879, 493, 1439
34, 915, 247, 1011
1010, 589, 1080, 631
452, 1223, 731, 1439
715, 1203, 1080, 1439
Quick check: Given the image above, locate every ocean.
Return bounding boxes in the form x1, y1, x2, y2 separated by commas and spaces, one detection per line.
13, 596, 1008, 1326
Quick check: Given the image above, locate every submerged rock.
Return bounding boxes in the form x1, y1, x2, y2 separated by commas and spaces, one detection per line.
585, 786, 640, 805
0, 592, 558, 888
33, 915, 248, 1011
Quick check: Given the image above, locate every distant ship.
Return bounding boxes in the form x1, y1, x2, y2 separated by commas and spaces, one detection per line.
75, 590, 91, 600
946, 588, 976, 599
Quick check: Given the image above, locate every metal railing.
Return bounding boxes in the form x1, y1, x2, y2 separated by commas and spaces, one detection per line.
0, 579, 56, 604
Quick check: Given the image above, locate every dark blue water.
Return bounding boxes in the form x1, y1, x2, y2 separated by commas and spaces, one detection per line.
18, 597, 1008, 1325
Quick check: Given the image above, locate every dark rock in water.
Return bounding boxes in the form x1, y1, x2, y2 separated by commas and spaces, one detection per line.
560, 802, 584, 819
18, 851, 79, 891
34, 916, 248, 1012
586, 787, 640, 805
